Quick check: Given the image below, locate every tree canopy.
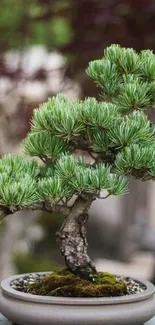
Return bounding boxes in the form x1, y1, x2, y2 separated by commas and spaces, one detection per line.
1, 44, 155, 216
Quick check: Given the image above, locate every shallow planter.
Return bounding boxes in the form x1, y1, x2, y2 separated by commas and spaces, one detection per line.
0, 273, 155, 325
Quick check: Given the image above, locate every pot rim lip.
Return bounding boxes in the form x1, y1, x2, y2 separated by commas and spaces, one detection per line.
1, 272, 155, 306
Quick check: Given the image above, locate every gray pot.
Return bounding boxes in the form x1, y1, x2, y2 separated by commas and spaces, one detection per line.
0, 273, 155, 325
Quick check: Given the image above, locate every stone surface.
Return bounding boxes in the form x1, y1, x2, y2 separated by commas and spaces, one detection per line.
0, 313, 155, 325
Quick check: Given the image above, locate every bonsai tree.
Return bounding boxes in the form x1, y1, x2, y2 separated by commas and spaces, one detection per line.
1, 44, 155, 284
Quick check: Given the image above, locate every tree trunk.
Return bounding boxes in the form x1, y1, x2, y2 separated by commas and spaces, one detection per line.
56, 195, 96, 281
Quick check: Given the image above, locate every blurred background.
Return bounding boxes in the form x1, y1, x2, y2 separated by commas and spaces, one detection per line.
1, 0, 155, 282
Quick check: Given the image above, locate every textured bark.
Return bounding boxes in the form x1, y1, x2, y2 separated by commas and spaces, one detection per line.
0, 201, 70, 221
57, 195, 97, 281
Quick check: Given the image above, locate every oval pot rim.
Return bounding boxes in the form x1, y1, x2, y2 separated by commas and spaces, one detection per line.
1, 272, 155, 306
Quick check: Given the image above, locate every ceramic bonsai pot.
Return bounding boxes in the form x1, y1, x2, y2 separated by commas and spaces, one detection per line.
0, 273, 155, 325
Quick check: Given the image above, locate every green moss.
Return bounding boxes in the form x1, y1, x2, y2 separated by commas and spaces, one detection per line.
27, 268, 127, 297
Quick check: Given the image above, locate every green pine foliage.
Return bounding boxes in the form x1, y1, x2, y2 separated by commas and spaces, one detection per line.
87, 44, 155, 109
1, 44, 155, 212
23, 133, 69, 161
0, 155, 39, 208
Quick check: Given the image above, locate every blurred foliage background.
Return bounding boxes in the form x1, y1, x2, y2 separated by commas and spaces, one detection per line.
1, 0, 155, 280
1, 0, 155, 92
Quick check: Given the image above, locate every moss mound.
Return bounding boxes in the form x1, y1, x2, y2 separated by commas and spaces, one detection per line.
27, 268, 127, 297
